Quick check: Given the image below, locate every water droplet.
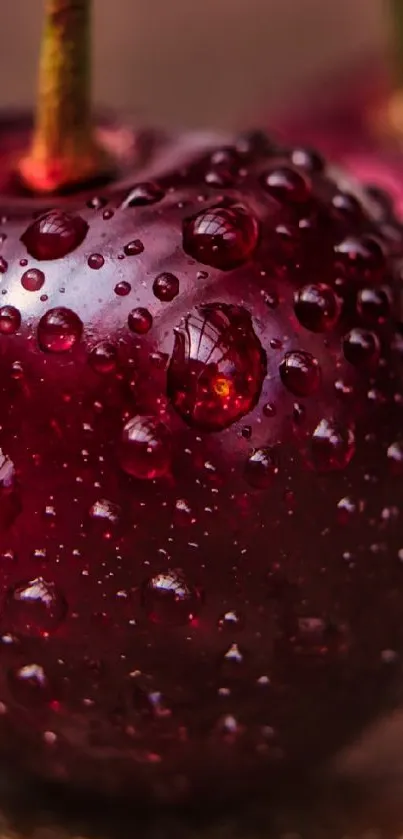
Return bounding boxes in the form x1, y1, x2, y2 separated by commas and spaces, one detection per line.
0, 305, 21, 335
37, 307, 83, 353
87, 196, 107, 209
331, 192, 362, 219
294, 283, 340, 332
124, 239, 144, 256
279, 350, 320, 396
128, 307, 153, 334
167, 303, 266, 431
119, 415, 172, 479
387, 441, 403, 475
337, 495, 364, 524
114, 281, 131, 297
0, 257, 8, 274
8, 663, 51, 707
87, 253, 105, 270
103, 208, 114, 220
245, 447, 278, 488
21, 268, 45, 292
290, 147, 324, 173
89, 341, 118, 374
0, 451, 21, 530
153, 272, 179, 302
357, 287, 391, 323
261, 166, 310, 203
3, 577, 67, 637
334, 235, 385, 281
218, 610, 243, 630
262, 402, 276, 418
343, 328, 380, 367
142, 569, 202, 625
311, 418, 355, 472
183, 205, 259, 270
21, 211, 88, 260
122, 182, 165, 207
174, 498, 195, 526
89, 498, 121, 527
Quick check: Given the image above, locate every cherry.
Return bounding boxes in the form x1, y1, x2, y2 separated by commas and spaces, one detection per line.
0, 115, 401, 810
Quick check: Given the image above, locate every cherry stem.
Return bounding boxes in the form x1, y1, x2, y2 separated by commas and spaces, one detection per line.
17, 0, 113, 194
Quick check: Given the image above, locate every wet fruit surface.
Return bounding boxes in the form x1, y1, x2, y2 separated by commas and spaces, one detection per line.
0, 123, 401, 807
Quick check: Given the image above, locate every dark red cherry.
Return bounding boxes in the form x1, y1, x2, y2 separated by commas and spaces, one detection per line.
0, 124, 401, 806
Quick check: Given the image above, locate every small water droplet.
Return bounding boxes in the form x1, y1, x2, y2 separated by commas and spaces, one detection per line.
357, 287, 391, 323
119, 415, 172, 480
279, 350, 320, 396
21, 268, 45, 292
89, 341, 118, 374
294, 283, 339, 332
245, 447, 278, 488
387, 441, 403, 475
124, 239, 144, 256
337, 495, 364, 524
0, 257, 8, 274
262, 402, 276, 418
311, 418, 355, 472
261, 166, 310, 203
142, 569, 201, 625
3, 577, 67, 637
8, 662, 51, 707
103, 209, 114, 220
114, 281, 131, 297
21, 211, 88, 260
0, 306, 21, 335
153, 272, 179, 302
87, 253, 105, 270
343, 328, 380, 367
87, 196, 107, 209
334, 235, 385, 281
37, 307, 83, 353
122, 182, 165, 207
128, 307, 153, 334
218, 610, 243, 630
183, 205, 259, 270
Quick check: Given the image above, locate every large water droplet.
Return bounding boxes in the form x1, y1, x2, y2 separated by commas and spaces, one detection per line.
0, 306, 21, 335
167, 303, 266, 431
119, 416, 171, 479
21, 268, 45, 292
343, 328, 380, 367
311, 418, 355, 472
37, 307, 83, 353
279, 350, 320, 396
183, 205, 259, 270
3, 577, 67, 637
142, 569, 202, 625
124, 239, 144, 256
21, 211, 88, 260
294, 283, 340, 333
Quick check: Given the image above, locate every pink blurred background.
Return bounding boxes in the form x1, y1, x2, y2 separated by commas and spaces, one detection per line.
1, 0, 389, 129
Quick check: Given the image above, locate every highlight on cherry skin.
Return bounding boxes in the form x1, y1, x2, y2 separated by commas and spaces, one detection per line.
0, 124, 402, 803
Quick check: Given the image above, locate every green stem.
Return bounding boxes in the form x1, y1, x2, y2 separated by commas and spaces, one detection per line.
18, 0, 112, 194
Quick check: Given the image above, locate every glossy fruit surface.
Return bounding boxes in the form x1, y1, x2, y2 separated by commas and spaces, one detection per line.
0, 115, 401, 806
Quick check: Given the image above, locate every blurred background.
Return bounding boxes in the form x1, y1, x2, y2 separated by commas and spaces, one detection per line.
0, 0, 390, 129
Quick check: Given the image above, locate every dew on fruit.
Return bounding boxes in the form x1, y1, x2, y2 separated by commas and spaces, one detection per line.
218, 610, 243, 631
87, 196, 107, 209
342, 328, 380, 367
333, 235, 385, 280
0, 450, 21, 530
21, 268, 45, 292
3, 577, 67, 637
142, 569, 201, 625
128, 307, 153, 334
153, 272, 179, 302
183, 205, 259, 270
21, 210, 88, 260
387, 441, 403, 475
279, 350, 320, 396
0, 305, 21, 335
244, 447, 278, 489
114, 281, 131, 297
119, 415, 172, 479
88, 253, 105, 270
89, 341, 118, 374
263, 402, 276, 418
8, 663, 50, 707
290, 147, 324, 173
124, 239, 144, 256
0, 257, 8, 273
311, 418, 356, 472
357, 286, 391, 322
337, 495, 364, 524
294, 283, 340, 332
167, 302, 266, 431
122, 182, 165, 207
37, 307, 83, 353
174, 498, 195, 526
261, 166, 310, 203
331, 192, 362, 219
89, 498, 121, 526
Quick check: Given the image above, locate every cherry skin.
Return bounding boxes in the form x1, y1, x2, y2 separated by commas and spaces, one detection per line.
0, 119, 401, 807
